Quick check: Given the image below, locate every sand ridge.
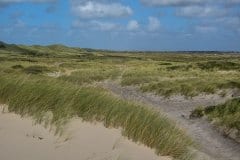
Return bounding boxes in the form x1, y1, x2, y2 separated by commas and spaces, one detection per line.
0, 105, 171, 160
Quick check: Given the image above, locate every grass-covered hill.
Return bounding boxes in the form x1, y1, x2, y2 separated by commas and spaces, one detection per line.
0, 41, 240, 159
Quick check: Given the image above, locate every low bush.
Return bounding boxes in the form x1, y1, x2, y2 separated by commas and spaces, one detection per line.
196, 61, 240, 71
190, 107, 204, 119
23, 65, 49, 74
11, 64, 24, 69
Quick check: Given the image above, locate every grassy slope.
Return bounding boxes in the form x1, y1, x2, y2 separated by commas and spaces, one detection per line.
0, 43, 195, 159
0, 73, 193, 160
1, 42, 240, 159
1, 42, 240, 98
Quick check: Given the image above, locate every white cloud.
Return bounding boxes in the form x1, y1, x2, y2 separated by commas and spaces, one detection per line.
215, 17, 240, 32
195, 25, 217, 33
72, 20, 120, 31
14, 19, 25, 27
177, 6, 227, 18
140, 0, 205, 6
91, 20, 120, 31
72, 1, 132, 18
147, 17, 160, 31
127, 20, 139, 31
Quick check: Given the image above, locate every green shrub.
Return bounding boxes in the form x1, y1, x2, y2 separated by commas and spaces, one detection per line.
11, 64, 24, 69
190, 107, 204, 119
23, 65, 49, 74
197, 61, 240, 71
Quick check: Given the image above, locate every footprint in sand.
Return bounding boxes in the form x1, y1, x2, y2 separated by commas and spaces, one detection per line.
26, 133, 44, 140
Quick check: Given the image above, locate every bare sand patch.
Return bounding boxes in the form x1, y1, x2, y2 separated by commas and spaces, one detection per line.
0, 105, 170, 160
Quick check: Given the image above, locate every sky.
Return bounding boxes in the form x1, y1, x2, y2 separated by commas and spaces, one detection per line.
0, 0, 240, 51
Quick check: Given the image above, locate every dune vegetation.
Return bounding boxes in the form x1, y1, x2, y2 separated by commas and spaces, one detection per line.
191, 98, 240, 140
205, 98, 240, 131
121, 57, 240, 97
1, 41, 240, 159
0, 73, 193, 159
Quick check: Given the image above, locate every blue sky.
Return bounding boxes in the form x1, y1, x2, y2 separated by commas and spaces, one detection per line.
0, 0, 240, 51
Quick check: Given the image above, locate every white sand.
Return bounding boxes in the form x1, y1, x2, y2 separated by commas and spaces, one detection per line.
0, 105, 171, 160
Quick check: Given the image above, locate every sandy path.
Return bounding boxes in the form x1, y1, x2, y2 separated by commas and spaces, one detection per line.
0, 105, 170, 160
99, 81, 240, 160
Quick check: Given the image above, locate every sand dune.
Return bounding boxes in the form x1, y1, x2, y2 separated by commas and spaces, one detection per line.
0, 105, 171, 160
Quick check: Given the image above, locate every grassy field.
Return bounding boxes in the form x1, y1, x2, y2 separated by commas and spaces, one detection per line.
1, 41, 240, 159
121, 58, 240, 97
1, 42, 240, 98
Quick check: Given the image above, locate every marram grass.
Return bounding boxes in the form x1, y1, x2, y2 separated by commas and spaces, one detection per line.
0, 73, 193, 160
199, 98, 240, 131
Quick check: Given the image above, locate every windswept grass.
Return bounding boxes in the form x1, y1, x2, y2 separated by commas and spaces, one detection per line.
141, 77, 240, 97
204, 98, 240, 131
190, 98, 240, 141
121, 60, 240, 97
0, 73, 193, 160
59, 67, 120, 85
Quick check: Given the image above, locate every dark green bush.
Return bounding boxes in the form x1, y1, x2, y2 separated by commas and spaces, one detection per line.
11, 64, 24, 69
23, 65, 49, 74
190, 107, 204, 119
197, 61, 240, 71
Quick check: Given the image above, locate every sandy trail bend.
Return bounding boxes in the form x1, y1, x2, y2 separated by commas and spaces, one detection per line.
100, 81, 240, 160
0, 105, 170, 160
